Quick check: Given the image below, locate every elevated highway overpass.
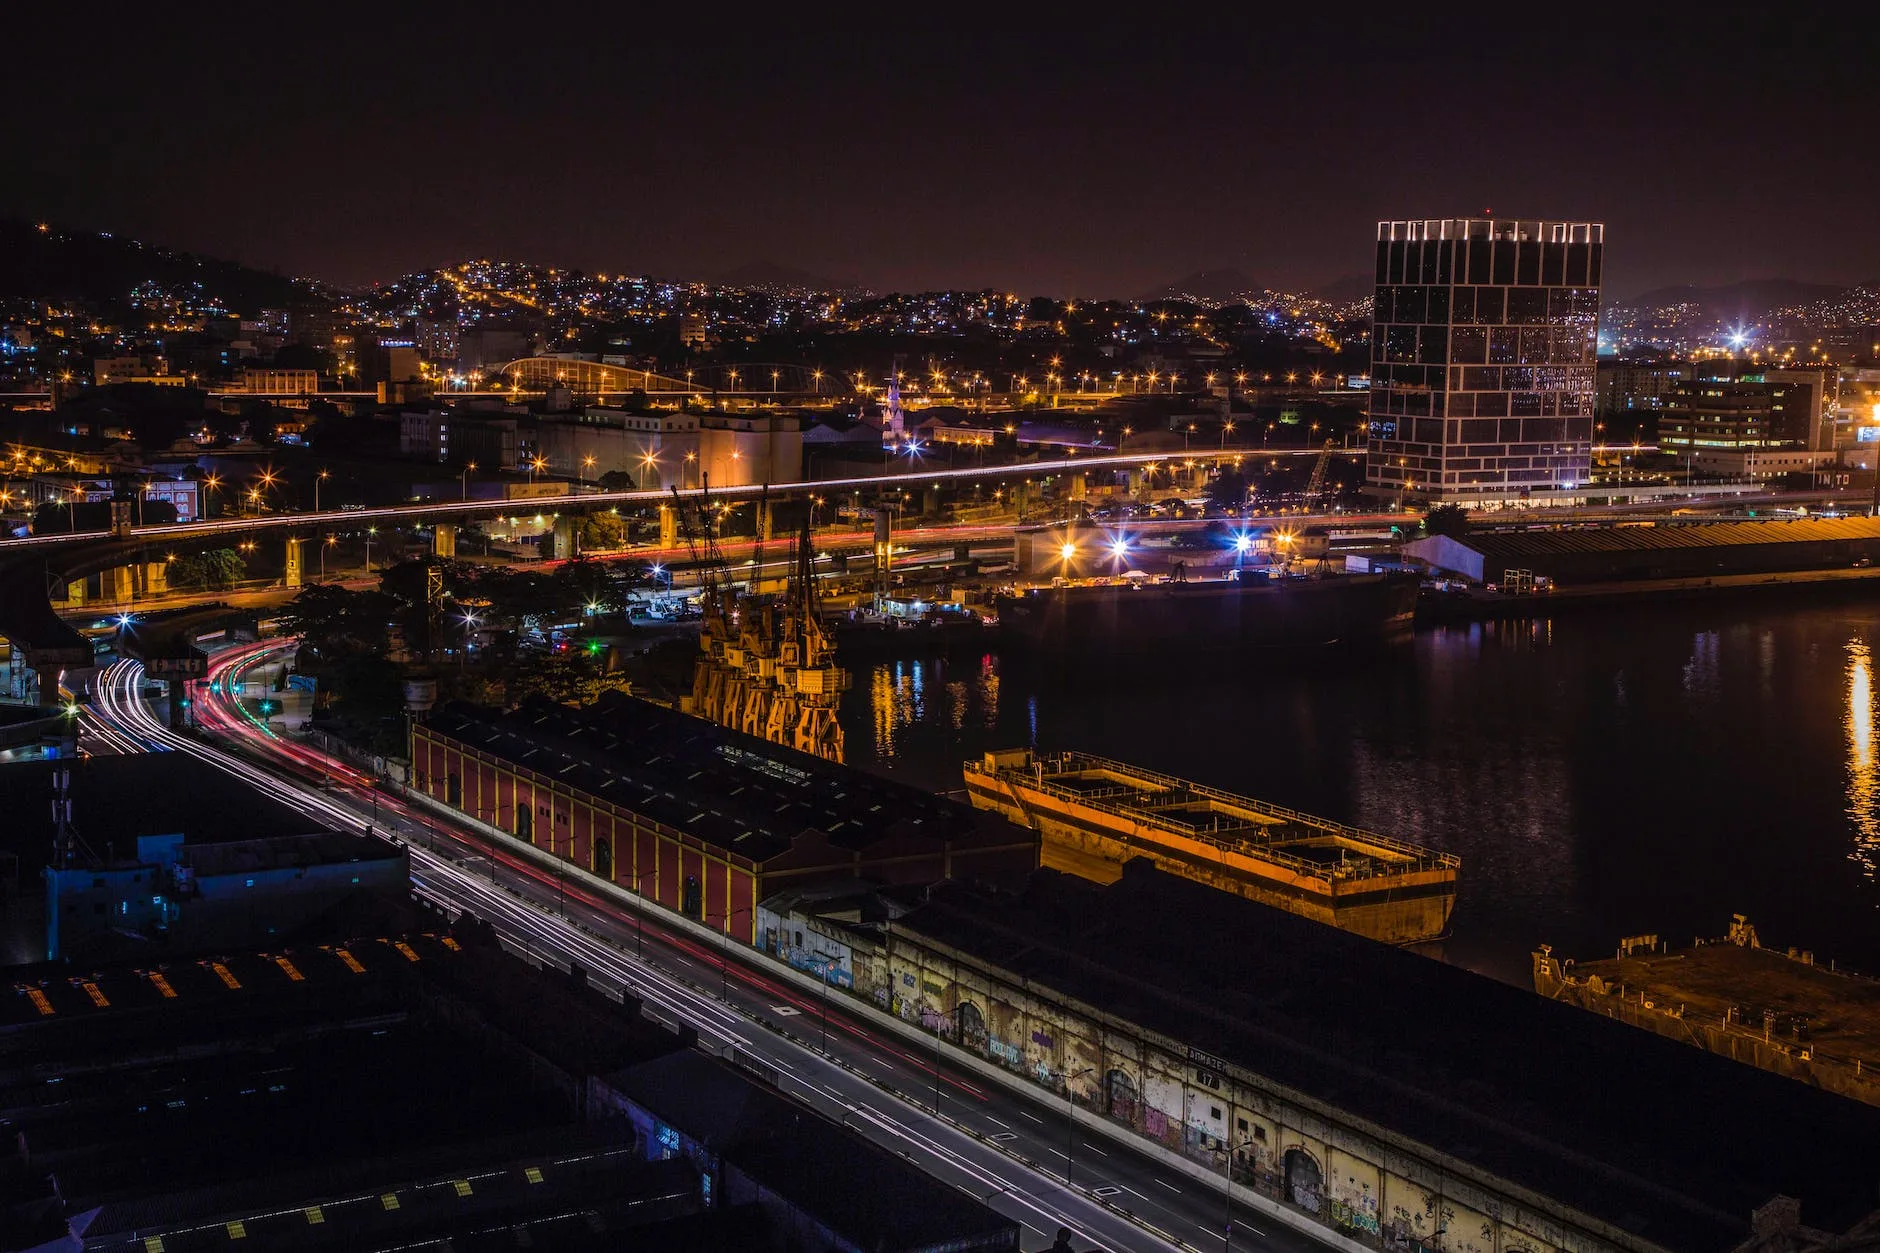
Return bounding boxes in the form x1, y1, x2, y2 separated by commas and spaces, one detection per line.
0, 454, 1189, 554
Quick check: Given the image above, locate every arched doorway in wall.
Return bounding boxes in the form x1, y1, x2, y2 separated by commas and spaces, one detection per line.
1106, 1068, 1138, 1126
593, 836, 613, 881
956, 1000, 986, 1049
1283, 1148, 1323, 1213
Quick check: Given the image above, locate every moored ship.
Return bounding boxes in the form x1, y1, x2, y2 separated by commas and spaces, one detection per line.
964, 748, 1458, 944
1534, 917, 1880, 1108
994, 571, 1418, 654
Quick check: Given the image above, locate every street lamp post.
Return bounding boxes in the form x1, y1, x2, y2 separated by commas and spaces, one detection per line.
315, 468, 329, 513
1221, 1136, 1257, 1253
1064, 1065, 1095, 1189
461, 461, 476, 500
365, 527, 376, 573
459, 611, 479, 673
929, 1004, 962, 1115
816, 954, 837, 1054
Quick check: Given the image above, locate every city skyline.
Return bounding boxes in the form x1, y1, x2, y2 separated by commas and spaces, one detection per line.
8, 12, 1876, 299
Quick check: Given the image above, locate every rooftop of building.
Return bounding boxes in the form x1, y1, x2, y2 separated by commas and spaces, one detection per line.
171, 829, 395, 877
0, 906, 801, 1252
898, 861, 1880, 1251
604, 1049, 1018, 1253
422, 693, 1005, 863
1428, 515, 1880, 559
1378, 218, 1604, 242
0, 754, 337, 964
0, 754, 325, 866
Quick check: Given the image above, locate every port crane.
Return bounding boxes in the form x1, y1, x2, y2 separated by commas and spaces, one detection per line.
1304, 438, 1338, 500
679, 487, 848, 761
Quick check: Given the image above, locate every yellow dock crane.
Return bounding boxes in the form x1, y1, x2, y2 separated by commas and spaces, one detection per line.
1304, 438, 1337, 501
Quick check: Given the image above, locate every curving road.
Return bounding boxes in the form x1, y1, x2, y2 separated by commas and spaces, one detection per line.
85, 648, 1346, 1252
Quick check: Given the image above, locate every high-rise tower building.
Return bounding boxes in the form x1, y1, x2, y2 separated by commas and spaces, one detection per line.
1364, 219, 1603, 503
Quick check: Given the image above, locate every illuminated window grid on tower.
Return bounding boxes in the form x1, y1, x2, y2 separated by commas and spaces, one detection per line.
1363, 219, 1603, 502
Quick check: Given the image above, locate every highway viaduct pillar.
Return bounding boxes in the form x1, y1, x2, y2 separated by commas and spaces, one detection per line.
550, 515, 580, 560
431, 523, 457, 559
923, 483, 941, 518
106, 566, 134, 604
283, 537, 304, 589
873, 508, 894, 605
757, 499, 774, 544
658, 504, 677, 550
1012, 482, 1030, 522
1069, 471, 1088, 501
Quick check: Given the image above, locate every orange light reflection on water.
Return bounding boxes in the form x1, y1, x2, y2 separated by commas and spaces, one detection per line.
1846, 640, 1879, 880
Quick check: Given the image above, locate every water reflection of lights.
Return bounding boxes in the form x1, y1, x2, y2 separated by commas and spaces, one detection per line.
863, 657, 1002, 763
1846, 640, 1879, 880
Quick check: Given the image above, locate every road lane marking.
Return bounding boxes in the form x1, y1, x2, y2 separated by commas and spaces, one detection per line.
1019, 1110, 1044, 1124
1155, 1178, 1181, 1193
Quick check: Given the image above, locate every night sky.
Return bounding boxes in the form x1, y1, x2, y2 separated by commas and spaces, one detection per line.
11, 11, 1873, 300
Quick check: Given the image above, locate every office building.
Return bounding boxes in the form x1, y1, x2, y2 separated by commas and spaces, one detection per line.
236, 367, 319, 394
356, 335, 423, 385
1659, 366, 1837, 480
1596, 357, 1689, 420
1364, 219, 1603, 503
698, 411, 803, 488
459, 325, 534, 369
530, 406, 704, 489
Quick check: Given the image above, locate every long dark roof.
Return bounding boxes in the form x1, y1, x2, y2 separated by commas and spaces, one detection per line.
900, 862, 1880, 1252
1456, 516, 1880, 558
424, 693, 988, 863
606, 1050, 1017, 1253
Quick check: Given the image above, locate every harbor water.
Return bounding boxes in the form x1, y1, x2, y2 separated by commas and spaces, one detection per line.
839, 594, 1880, 985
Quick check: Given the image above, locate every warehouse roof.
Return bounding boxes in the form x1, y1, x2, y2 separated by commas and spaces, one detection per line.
901, 862, 1880, 1252
1447, 515, 1880, 559
423, 693, 996, 863
607, 1050, 1019, 1253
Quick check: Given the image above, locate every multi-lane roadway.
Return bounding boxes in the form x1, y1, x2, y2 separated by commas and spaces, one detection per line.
84, 644, 1338, 1253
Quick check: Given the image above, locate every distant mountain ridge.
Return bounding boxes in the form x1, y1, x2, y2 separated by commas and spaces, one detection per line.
1313, 273, 1375, 304
0, 217, 306, 315
714, 260, 858, 292
1617, 278, 1848, 315
1140, 268, 1377, 306
1136, 269, 1264, 304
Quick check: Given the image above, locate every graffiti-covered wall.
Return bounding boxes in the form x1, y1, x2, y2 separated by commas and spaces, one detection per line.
747, 906, 1631, 1253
